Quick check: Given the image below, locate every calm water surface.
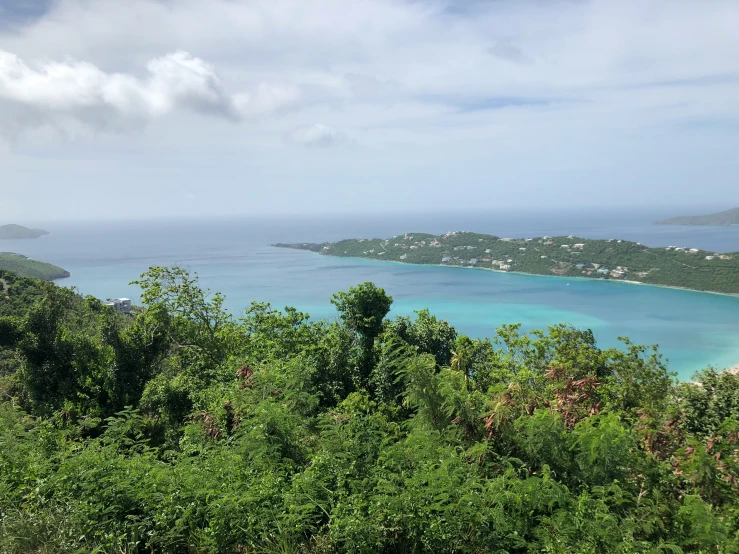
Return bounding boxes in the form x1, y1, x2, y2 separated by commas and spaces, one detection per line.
5, 210, 739, 379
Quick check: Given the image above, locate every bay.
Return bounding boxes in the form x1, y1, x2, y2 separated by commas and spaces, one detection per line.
5, 208, 739, 380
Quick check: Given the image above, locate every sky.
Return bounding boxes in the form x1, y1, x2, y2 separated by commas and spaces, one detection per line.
1, 0, 738, 222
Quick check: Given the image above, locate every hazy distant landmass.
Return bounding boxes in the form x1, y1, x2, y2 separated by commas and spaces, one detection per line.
275, 231, 739, 294
0, 224, 50, 240
0, 253, 69, 281
655, 207, 739, 226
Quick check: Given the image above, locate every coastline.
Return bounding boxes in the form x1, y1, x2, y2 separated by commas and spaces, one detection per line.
313, 251, 739, 299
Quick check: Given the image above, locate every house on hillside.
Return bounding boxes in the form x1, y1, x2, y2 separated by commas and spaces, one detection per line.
104, 298, 132, 314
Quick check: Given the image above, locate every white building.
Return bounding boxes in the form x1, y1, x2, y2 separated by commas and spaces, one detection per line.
104, 298, 132, 314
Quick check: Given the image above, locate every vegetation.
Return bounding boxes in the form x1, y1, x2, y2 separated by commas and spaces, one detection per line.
0, 224, 50, 240
656, 207, 739, 226
1, 267, 739, 553
276, 231, 739, 294
0, 253, 70, 281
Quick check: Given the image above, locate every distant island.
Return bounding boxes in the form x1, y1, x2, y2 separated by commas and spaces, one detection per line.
0, 224, 50, 240
656, 207, 739, 226
0, 253, 69, 281
275, 232, 739, 294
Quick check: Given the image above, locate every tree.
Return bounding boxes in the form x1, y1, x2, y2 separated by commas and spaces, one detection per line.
331, 282, 393, 385
450, 335, 474, 383
132, 266, 239, 372
384, 308, 457, 367
679, 368, 739, 438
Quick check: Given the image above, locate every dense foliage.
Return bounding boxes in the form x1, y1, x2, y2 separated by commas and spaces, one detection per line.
277, 231, 739, 294
1, 267, 739, 553
0, 253, 70, 281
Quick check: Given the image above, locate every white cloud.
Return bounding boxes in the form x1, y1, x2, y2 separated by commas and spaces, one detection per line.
0, 49, 301, 134
1, 0, 739, 218
286, 123, 352, 148
232, 84, 302, 119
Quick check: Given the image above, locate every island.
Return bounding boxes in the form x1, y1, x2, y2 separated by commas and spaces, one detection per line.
275, 232, 739, 294
656, 207, 739, 226
0, 224, 51, 240
0, 253, 70, 281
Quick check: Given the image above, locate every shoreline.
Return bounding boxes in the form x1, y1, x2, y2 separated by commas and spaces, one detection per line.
317, 252, 739, 298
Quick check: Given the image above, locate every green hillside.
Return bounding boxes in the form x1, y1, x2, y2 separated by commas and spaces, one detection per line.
656, 207, 739, 226
1, 267, 739, 552
0, 224, 50, 240
0, 252, 70, 281
275, 232, 739, 294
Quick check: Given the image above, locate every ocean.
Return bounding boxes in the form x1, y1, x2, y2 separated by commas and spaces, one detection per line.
5, 208, 739, 380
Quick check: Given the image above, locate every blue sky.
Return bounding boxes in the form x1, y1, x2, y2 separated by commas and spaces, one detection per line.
1, 0, 738, 221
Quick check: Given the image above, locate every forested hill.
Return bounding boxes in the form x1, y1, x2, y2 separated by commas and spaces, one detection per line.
0, 224, 50, 240
656, 207, 739, 226
2, 267, 739, 552
275, 232, 739, 294
0, 252, 70, 280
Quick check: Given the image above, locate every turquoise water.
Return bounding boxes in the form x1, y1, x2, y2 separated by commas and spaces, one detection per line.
5, 212, 739, 380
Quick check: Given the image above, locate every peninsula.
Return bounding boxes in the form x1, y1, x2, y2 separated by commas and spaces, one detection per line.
0, 253, 70, 281
275, 232, 739, 294
656, 207, 739, 226
0, 224, 50, 240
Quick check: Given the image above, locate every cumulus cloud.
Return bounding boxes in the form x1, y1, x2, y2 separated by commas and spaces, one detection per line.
286, 124, 352, 148
0, 49, 300, 133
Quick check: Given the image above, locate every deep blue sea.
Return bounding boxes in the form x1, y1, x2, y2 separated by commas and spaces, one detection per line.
5, 209, 739, 380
